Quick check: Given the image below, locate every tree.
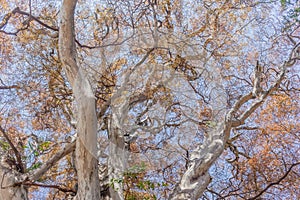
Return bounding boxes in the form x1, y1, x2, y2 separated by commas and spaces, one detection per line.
0, 0, 299, 199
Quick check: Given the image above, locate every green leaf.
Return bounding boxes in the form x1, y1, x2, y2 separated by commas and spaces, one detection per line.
38, 141, 51, 151
295, 8, 300, 12
205, 120, 217, 128
33, 150, 39, 156
137, 181, 145, 190
280, 0, 287, 7
162, 182, 168, 187
127, 162, 146, 173
27, 162, 42, 171
151, 183, 155, 190
0, 140, 10, 150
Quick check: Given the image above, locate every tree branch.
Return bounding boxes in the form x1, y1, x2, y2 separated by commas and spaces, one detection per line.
231, 63, 287, 127
29, 141, 75, 181
0, 7, 20, 30
11, 7, 58, 31
22, 181, 76, 194
0, 85, 19, 90
247, 162, 300, 200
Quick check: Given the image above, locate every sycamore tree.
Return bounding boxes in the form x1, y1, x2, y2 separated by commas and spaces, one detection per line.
0, 0, 299, 199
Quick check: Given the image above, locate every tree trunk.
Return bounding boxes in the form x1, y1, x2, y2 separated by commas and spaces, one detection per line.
106, 89, 132, 199
58, 0, 100, 199
107, 116, 129, 200
0, 166, 28, 200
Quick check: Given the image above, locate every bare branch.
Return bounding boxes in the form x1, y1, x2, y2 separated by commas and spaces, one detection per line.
11, 7, 58, 31
59, 0, 100, 199
247, 162, 300, 200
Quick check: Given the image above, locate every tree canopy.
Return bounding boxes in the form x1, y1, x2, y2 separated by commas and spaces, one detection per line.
0, 0, 299, 199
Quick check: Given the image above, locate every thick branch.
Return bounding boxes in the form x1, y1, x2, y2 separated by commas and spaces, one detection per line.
58, 0, 78, 85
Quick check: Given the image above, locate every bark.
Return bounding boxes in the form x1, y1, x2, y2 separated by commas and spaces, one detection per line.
107, 120, 128, 200
58, 0, 100, 199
